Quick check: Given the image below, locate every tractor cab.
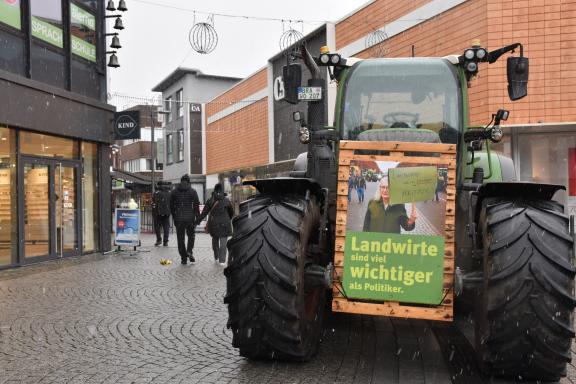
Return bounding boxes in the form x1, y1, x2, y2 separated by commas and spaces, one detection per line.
338, 58, 462, 145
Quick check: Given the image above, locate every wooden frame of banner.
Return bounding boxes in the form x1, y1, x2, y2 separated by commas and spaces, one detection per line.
332, 140, 457, 322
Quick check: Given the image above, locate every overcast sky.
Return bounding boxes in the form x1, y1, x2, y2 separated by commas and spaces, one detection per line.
107, 0, 367, 108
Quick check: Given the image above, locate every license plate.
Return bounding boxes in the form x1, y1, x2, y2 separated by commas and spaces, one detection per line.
297, 87, 322, 101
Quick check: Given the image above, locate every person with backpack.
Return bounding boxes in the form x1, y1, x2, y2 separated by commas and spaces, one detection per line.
196, 183, 234, 266
170, 174, 200, 264
152, 181, 171, 246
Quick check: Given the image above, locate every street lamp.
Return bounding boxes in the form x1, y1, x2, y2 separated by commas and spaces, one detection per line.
151, 108, 170, 196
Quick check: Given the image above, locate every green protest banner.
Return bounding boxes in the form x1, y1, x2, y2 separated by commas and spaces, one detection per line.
343, 231, 445, 304
31, 16, 63, 48
388, 166, 437, 204
0, 1, 21, 30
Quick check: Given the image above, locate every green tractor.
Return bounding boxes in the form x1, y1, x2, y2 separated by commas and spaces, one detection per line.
224, 42, 575, 381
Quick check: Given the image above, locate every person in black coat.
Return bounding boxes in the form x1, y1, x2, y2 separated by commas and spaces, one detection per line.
170, 174, 200, 264
152, 181, 171, 246
196, 183, 234, 265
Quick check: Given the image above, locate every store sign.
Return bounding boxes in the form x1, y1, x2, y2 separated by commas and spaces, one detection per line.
114, 209, 140, 246
0, 0, 21, 30
273, 76, 285, 101
114, 111, 140, 140
190, 103, 201, 113
31, 16, 63, 48
70, 3, 96, 62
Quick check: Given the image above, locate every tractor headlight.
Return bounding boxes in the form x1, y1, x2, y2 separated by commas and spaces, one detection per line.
490, 127, 503, 142
319, 54, 330, 64
330, 54, 341, 65
466, 62, 478, 72
464, 49, 476, 60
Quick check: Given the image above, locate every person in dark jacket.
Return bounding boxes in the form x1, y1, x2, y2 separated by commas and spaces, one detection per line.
363, 176, 417, 233
152, 181, 171, 246
196, 183, 234, 265
170, 174, 200, 264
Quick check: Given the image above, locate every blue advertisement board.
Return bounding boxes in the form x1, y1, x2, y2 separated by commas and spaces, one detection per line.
114, 209, 140, 246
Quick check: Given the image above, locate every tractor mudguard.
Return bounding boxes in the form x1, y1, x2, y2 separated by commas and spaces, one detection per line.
473, 181, 565, 225
244, 177, 324, 200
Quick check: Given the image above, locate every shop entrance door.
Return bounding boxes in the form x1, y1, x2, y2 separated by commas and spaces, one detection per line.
19, 157, 81, 262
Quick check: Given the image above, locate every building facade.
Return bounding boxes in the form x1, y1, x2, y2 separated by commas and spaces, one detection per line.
201, 0, 576, 212
151, 68, 240, 202
0, 0, 114, 269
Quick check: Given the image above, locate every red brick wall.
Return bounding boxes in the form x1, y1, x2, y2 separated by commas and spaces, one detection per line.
205, 68, 269, 174
336, 0, 431, 49
205, 99, 269, 174
206, 69, 268, 117
486, 0, 576, 125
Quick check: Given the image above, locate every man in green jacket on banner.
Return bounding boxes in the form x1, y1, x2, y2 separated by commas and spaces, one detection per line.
363, 176, 417, 233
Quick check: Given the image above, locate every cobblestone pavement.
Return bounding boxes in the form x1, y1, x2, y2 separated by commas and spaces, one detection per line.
0, 234, 574, 383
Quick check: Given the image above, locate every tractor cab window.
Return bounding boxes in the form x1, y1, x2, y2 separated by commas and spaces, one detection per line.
341, 59, 462, 144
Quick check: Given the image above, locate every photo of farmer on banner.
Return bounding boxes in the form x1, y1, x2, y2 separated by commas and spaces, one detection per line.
347, 160, 447, 237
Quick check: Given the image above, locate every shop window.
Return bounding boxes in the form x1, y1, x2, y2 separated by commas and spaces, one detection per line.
70, 2, 96, 63
71, 59, 101, 99
20, 131, 78, 159
82, 142, 99, 252
177, 89, 183, 118
0, 127, 16, 267
75, 0, 97, 9
177, 129, 184, 162
0, 0, 21, 30
0, 29, 25, 76
165, 97, 172, 123
31, 44, 66, 88
166, 134, 173, 164
31, 0, 63, 48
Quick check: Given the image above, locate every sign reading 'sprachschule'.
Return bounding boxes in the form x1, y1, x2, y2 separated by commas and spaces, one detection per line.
114, 110, 140, 140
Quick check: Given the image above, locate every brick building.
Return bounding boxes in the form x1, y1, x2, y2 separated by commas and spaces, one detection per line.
199, 0, 575, 211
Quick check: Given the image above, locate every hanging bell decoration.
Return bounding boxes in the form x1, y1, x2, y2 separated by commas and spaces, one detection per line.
365, 29, 389, 58
107, 52, 120, 68
106, 0, 116, 11
117, 0, 128, 12
110, 35, 121, 49
188, 16, 218, 54
113, 17, 124, 30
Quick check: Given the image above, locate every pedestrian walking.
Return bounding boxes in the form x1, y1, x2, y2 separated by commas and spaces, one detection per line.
170, 174, 200, 264
196, 183, 234, 266
152, 181, 171, 246
357, 175, 366, 203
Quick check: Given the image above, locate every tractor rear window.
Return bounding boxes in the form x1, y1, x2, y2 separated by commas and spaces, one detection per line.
340, 59, 462, 144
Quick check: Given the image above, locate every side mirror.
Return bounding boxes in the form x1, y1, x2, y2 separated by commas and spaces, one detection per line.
283, 63, 302, 104
507, 56, 529, 101
293, 111, 302, 122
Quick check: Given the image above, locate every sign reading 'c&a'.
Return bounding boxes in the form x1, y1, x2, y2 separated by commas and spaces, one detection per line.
114, 110, 140, 140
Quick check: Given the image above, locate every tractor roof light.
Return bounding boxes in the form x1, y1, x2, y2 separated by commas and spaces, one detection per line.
330, 54, 341, 65
319, 46, 330, 54
466, 61, 478, 73
476, 48, 487, 60
319, 54, 330, 64
464, 49, 476, 60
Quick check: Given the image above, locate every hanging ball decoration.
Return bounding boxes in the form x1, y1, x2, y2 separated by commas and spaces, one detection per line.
189, 22, 218, 54
279, 28, 304, 52
365, 29, 390, 57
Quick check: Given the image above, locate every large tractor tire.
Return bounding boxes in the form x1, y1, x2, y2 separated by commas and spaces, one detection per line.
477, 198, 575, 381
224, 194, 326, 361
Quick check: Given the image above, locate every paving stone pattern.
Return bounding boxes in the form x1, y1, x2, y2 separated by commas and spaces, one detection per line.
0, 234, 574, 383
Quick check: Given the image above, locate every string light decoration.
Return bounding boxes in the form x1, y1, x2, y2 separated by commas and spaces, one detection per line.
365, 29, 390, 58
279, 21, 304, 52
189, 14, 218, 54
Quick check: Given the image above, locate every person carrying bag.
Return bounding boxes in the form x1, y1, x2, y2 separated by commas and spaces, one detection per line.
197, 183, 233, 265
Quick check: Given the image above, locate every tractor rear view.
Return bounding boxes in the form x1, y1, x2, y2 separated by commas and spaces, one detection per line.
224, 42, 575, 381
